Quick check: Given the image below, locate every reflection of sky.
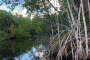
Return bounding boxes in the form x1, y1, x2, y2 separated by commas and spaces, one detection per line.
15, 52, 33, 60
15, 45, 45, 60
32, 47, 37, 54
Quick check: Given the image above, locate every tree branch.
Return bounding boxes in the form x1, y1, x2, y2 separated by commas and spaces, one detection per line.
47, 0, 68, 20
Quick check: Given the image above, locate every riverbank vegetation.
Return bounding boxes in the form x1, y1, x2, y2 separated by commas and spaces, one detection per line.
0, 10, 50, 59
1, 0, 90, 60
0, 10, 51, 41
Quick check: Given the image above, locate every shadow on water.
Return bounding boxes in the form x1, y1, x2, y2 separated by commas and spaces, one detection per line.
0, 38, 48, 60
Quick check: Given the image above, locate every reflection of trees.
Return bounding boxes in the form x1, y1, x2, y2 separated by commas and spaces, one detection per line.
0, 39, 47, 60
0, 40, 11, 60
38, 45, 46, 52
0, 39, 31, 60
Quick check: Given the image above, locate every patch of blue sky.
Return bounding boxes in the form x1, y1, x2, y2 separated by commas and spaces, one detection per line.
0, 0, 24, 12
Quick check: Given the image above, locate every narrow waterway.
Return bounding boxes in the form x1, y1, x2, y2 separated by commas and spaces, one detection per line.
0, 38, 48, 60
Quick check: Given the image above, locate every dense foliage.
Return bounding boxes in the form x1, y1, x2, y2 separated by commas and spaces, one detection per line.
0, 10, 52, 40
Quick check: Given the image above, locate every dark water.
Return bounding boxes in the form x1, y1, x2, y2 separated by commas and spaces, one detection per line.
0, 38, 48, 60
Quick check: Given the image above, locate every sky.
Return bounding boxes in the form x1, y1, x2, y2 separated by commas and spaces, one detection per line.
0, 3, 27, 17
0, 4, 10, 11
0, 0, 60, 18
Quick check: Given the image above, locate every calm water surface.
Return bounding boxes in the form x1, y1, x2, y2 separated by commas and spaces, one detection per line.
0, 38, 48, 60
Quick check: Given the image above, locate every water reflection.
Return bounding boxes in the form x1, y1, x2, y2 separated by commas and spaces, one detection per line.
15, 45, 45, 60
0, 39, 47, 60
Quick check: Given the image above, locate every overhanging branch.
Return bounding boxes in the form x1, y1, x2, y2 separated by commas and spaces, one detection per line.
47, 0, 68, 20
